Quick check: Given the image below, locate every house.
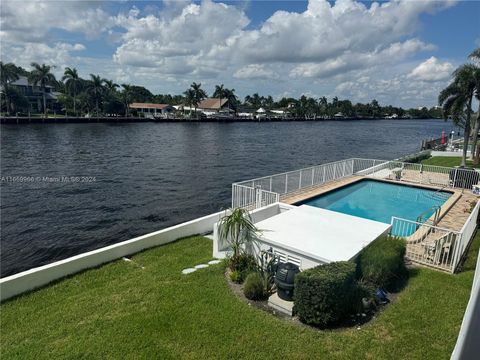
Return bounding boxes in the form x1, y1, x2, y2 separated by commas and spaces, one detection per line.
129, 103, 175, 118
1, 76, 59, 113
196, 98, 233, 116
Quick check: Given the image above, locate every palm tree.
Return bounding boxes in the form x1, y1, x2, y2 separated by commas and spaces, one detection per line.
62, 67, 81, 116
465, 48, 480, 164
218, 208, 258, 261
104, 79, 119, 93
213, 84, 226, 112
29, 63, 56, 116
1, 62, 20, 114
120, 84, 132, 117
439, 64, 477, 167
224, 88, 238, 114
87, 74, 105, 117
190, 82, 207, 117
183, 88, 195, 117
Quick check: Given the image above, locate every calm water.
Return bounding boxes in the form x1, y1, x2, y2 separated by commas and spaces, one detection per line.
0, 119, 454, 276
298, 179, 451, 234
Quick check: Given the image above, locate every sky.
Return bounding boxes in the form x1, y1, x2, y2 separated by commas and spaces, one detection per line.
1, 0, 479, 108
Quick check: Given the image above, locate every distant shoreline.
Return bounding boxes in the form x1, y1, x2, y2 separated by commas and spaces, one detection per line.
0, 116, 442, 124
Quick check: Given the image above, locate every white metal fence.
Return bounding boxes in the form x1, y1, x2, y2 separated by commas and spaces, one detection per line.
232, 158, 480, 210
391, 217, 462, 272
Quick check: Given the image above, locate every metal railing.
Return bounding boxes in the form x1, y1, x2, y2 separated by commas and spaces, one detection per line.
232, 158, 480, 210
391, 217, 462, 272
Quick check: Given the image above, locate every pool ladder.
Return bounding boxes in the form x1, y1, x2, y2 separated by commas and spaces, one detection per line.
416, 205, 442, 227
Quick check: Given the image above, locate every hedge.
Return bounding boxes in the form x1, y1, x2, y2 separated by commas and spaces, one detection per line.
294, 261, 357, 327
356, 236, 407, 291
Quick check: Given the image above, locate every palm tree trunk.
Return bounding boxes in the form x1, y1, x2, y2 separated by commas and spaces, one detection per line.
462, 96, 473, 167
42, 84, 47, 117
474, 106, 480, 165
73, 85, 76, 116
470, 115, 479, 161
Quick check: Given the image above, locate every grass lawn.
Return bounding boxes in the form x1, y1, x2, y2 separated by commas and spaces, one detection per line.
422, 156, 480, 169
1, 234, 478, 360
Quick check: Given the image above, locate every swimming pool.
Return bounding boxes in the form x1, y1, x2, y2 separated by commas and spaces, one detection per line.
297, 179, 452, 226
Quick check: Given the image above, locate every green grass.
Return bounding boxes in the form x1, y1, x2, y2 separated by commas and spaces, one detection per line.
1, 235, 478, 360
421, 156, 480, 169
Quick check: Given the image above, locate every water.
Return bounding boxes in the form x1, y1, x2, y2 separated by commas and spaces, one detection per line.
298, 179, 451, 233
0, 119, 454, 276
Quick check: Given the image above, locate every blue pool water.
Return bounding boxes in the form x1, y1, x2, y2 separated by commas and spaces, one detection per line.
298, 180, 451, 225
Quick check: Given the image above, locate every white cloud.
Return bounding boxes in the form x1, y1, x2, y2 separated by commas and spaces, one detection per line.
407, 57, 454, 82
234, 64, 279, 80
0, 0, 462, 107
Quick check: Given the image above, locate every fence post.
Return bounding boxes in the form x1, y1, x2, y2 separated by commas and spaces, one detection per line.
299, 171, 302, 190
255, 188, 261, 209
269, 177, 272, 192
453, 168, 458, 188
343, 161, 346, 177
285, 174, 288, 194
311, 167, 315, 186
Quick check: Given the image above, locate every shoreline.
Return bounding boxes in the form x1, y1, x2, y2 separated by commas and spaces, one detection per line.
0, 116, 441, 124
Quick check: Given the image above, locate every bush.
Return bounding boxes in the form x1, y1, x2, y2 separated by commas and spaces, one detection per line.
228, 253, 257, 283
356, 236, 407, 291
294, 261, 357, 327
230, 270, 242, 283
243, 272, 266, 300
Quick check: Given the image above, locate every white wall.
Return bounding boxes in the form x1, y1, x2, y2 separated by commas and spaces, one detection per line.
0, 211, 226, 302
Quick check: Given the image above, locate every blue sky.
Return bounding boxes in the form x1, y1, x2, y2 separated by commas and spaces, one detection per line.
1, 0, 479, 107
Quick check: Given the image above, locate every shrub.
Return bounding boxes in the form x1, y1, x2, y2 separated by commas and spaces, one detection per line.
356, 236, 407, 291
294, 261, 357, 327
230, 270, 242, 283
243, 272, 266, 300
229, 253, 257, 282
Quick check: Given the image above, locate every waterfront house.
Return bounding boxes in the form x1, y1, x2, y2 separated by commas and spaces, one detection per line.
197, 98, 234, 116
1, 75, 59, 113
129, 103, 175, 119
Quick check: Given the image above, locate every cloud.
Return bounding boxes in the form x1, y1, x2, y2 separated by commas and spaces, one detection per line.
407, 57, 454, 82
234, 64, 279, 80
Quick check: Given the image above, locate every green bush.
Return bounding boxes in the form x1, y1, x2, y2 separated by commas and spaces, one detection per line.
243, 272, 266, 300
294, 261, 357, 327
356, 236, 407, 291
229, 253, 257, 283
230, 270, 242, 283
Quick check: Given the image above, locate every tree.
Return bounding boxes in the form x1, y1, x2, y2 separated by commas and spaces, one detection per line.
86, 74, 105, 117
29, 63, 56, 116
224, 88, 238, 113
213, 84, 226, 110
62, 67, 81, 116
120, 84, 133, 117
103, 79, 119, 93
183, 88, 195, 116
189, 82, 207, 116
465, 48, 480, 164
218, 208, 258, 260
0, 62, 20, 114
439, 64, 477, 167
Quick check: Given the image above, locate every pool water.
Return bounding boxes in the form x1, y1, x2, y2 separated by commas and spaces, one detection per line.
298, 179, 451, 225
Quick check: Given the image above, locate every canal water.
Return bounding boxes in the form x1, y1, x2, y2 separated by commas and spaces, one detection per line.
0, 119, 455, 276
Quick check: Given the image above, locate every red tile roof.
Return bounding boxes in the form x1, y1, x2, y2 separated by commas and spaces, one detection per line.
129, 103, 172, 109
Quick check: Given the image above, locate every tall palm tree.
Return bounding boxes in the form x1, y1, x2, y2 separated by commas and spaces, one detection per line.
439, 64, 477, 167
62, 67, 81, 116
189, 82, 207, 117
213, 84, 226, 111
224, 88, 237, 114
120, 84, 132, 117
87, 74, 105, 117
29, 63, 56, 116
464, 48, 480, 163
1, 62, 20, 114
183, 88, 195, 117
104, 79, 119, 93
